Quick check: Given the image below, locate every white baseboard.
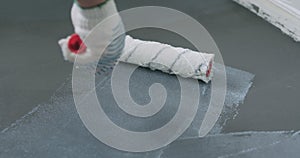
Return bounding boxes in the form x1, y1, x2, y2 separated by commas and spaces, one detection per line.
234, 0, 300, 42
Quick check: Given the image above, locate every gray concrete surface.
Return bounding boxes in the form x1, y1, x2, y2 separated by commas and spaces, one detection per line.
0, 0, 300, 140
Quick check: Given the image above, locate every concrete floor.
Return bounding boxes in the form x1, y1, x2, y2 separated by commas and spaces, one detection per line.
0, 0, 300, 134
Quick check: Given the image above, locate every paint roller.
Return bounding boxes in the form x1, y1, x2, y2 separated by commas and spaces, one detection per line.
59, 34, 214, 83
58, 0, 214, 83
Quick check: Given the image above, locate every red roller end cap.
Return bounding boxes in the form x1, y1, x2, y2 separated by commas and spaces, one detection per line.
206, 61, 213, 78
68, 34, 87, 54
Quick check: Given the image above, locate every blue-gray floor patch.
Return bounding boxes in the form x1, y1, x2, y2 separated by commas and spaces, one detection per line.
0, 63, 254, 157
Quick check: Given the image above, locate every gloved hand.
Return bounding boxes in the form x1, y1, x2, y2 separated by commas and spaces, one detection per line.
58, 0, 125, 64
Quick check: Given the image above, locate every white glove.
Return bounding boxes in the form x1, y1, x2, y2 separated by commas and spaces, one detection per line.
58, 0, 125, 64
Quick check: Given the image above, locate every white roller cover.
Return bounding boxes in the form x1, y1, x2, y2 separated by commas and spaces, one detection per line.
120, 36, 214, 83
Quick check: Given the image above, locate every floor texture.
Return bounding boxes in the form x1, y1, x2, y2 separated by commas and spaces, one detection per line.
1, 0, 300, 157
